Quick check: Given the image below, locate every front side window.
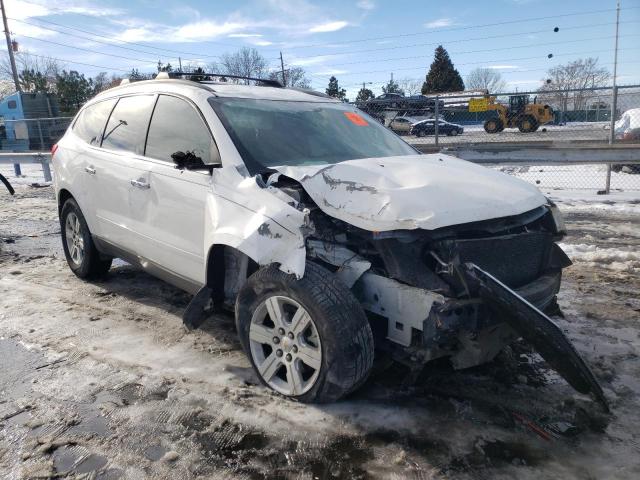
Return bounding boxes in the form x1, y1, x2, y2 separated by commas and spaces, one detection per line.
209, 98, 417, 174
73, 99, 116, 146
145, 95, 218, 164
101, 95, 156, 155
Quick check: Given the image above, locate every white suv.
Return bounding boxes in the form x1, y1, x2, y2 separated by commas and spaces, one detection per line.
53, 76, 606, 408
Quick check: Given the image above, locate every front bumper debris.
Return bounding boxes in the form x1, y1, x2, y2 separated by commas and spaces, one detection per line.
463, 263, 608, 411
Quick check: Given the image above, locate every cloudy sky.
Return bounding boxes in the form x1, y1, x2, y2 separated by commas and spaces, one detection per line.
5, 0, 640, 99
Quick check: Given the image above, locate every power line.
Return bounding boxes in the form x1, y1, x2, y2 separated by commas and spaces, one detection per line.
279, 6, 640, 52
9, 17, 222, 60
321, 22, 639, 67
287, 21, 639, 62
9, 18, 190, 59
24, 52, 132, 72
17, 34, 158, 64
15, 1, 248, 50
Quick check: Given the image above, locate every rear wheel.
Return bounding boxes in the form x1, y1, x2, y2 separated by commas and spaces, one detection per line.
450, 129, 459, 136
518, 115, 538, 133
484, 118, 503, 134
236, 262, 374, 403
60, 199, 112, 279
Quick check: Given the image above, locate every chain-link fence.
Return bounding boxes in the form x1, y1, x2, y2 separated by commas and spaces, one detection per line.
355, 84, 640, 147
489, 161, 640, 192
0, 117, 73, 152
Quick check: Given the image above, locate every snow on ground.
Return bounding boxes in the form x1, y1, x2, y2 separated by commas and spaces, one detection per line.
1, 165, 640, 479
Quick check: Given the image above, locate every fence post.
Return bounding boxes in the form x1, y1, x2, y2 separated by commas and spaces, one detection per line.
434, 96, 439, 148
37, 119, 45, 151
604, 85, 619, 194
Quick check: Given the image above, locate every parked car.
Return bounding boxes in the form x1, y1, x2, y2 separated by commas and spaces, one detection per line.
388, 116, 417, 134
366, 92, 405, 109
411, 119, 464, 137
51, 76, 607, 408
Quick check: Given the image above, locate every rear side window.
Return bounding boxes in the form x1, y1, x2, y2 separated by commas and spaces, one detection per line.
101, 95, 156, 155
73, 99, 116, 146
145, 95, 217, 164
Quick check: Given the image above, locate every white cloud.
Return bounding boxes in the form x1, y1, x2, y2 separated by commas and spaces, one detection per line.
356, 0, 375, 10
312, 69, 348, 76
228, 33, 263, 38
488, 65, 518, 69
424, 18, 454, 29
290, 55, 342, 66
6, 0, 122, 19
309, 21, 349, 33
252, 40, 273, 46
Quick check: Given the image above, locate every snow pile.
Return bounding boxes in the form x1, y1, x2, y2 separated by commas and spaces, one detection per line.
560, 243, 640, 272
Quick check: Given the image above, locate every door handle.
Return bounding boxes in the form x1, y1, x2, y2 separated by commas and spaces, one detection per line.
130, 179, 150, 189
85, 166, 96, 175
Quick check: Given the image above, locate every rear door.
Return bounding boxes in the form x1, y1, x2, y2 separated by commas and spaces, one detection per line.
139, 94, 220, 287
92, 94, 156, 253
64, 98, 117, 236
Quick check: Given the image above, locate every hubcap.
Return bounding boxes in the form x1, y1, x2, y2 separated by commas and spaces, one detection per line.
249, 295, 322, 396
65, 212, 84, 265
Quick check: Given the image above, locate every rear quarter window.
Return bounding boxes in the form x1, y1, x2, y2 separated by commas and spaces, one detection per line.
73, 99, 116, 146
101, 95, 156, 155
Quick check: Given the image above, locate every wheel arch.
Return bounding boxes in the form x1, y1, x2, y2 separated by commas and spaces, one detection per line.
57, 188, 74, 215
205, 243, 260, 305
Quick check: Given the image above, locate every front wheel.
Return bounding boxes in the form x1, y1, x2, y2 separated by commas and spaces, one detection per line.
60, 198, 112, 279
236, 262, 374, 403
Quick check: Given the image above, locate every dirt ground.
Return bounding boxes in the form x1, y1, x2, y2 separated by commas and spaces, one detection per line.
1, 183, 639, 480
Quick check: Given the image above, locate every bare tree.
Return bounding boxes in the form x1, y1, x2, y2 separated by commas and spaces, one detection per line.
399, 78, 422, 96
466, 68, 506, 93
268, 66, 311, 88
0, 51, 62, 92
219, 48, 268, 84
538, 58, 611, 111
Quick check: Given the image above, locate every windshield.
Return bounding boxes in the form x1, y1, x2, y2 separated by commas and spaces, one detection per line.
209, 98, 417, 174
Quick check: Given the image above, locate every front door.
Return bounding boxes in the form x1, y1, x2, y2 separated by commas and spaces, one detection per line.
136, 94, 221, 287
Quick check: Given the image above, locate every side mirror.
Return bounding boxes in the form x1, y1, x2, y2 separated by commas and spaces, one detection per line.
171, 151, 208, 170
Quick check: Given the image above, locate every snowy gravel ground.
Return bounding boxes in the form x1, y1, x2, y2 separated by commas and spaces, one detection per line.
1, 165, 639, 479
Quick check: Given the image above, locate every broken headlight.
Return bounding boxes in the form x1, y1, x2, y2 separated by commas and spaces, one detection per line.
546, 199, 566, 235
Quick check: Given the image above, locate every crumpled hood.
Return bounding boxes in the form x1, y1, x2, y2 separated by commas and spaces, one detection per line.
275, 154, 547, 231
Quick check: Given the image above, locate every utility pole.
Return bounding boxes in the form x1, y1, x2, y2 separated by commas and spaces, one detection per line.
178, 57, 183, 72
605, 0, 620, 194
1, 0, 21, 92
279, 51, 286, 86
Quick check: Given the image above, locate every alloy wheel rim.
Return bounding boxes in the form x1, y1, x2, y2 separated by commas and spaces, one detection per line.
65, 212, 84, 265
249, 295, 322, 396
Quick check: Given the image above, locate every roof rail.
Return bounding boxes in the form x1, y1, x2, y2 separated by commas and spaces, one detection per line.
169, 71, 283, 88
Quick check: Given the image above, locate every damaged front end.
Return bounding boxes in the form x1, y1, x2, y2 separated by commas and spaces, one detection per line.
268, 173, 607, 409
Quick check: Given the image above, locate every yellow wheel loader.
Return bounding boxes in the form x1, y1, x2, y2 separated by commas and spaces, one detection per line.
470, 95, 554, 134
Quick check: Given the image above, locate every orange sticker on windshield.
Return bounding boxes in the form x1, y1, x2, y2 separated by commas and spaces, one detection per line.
343, 112, 369, 126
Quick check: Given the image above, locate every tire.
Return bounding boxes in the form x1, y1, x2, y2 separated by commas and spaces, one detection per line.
450, 129, 459, 136
236, 262, 374, 403
416, 129, 425, 138
518, 115, 538, 133
60, 198, 112, 279
484, 118, 503, 134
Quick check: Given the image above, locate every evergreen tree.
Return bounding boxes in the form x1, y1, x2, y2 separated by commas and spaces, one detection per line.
356, 87, 375, 102
55, 70, 94, 115
325, 76, 346, 100
421, 46, 465, 94
382, 78, 404, 95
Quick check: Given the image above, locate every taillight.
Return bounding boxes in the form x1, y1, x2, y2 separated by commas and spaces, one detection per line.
51, 143, 58, 159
